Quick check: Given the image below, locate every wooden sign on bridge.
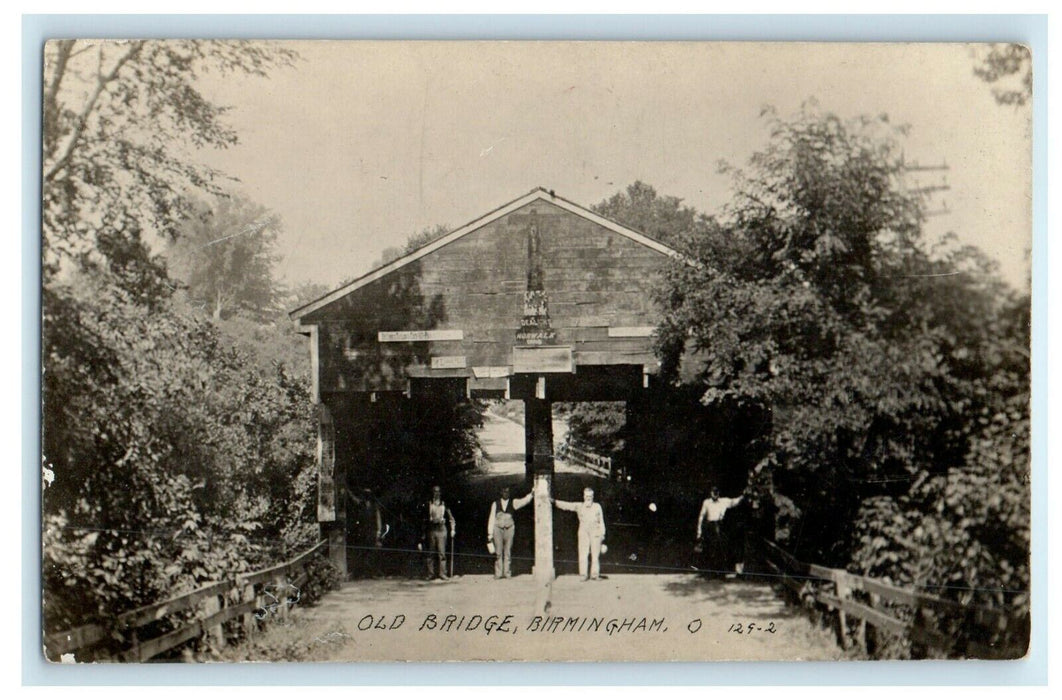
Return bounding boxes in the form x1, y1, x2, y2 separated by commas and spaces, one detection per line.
290, 188, 687, 594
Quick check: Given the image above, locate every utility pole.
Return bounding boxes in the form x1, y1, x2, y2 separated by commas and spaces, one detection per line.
899, 155, 951, 218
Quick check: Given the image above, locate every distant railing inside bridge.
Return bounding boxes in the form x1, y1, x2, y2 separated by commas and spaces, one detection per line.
761, 539, 1028, 659
556, 441, 614, 479
44, 540, 327, 662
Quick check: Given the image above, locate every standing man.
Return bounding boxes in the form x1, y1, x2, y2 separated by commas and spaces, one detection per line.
351, 487, 383, 578
486, 486, 533, 579
421, 485, 456, 580
696, 486, 744, 579
555, 487, 607, 581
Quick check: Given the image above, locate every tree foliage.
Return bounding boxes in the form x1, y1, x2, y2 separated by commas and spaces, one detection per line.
593, 181, 709, 252
973, 43, 1033, 107
168, 196, 283, 320
373, 223, 451, 269
40, 40, 315, 638
43, 39, 296, 281
654, 106, 1029, 654
42, 273, 318, 631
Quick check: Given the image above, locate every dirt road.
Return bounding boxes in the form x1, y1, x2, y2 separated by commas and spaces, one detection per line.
474, 409, 589, 476
287, 573, 843, 662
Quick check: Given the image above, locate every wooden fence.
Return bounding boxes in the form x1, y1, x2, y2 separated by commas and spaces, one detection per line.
557, 442, 614, 478
761, 539, 1027, 659
44, 540, 327, 662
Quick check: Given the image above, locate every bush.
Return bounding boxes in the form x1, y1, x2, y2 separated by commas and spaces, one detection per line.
42, 275, 317, 632
297, 554, 342, 607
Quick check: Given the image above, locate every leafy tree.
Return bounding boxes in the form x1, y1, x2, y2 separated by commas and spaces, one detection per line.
593, 181, 710, 252
168, 196, 283, 320
42, 272, 318, 632
373, 223, 451, 268
655, 105, 1029, 655
40, 41, 317, 640
43, 39, 296, 283
289, 281, 333, 309
973, 43, 1032, 107
561, 402, 626, 454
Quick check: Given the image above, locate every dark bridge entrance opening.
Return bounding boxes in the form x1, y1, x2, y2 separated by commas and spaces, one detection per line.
290, 188, 755, 608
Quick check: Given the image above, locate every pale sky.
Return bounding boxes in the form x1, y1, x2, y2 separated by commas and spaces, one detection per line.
197, 42, 1031, 292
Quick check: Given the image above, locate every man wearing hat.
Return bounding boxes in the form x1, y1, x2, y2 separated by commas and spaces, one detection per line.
486, 485, 533, 579
696, 486, 744, 578
421, 485, 456, 580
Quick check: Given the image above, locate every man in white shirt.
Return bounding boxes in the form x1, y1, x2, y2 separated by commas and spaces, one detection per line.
696, 486, 744, 578
555, 487, 607, 581
486, 486, 533, 579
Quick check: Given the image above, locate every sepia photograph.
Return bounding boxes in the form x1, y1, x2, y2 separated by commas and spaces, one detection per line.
39, 39, 1032, 664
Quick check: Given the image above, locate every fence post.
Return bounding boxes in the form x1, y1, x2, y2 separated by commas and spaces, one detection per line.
128, 627, 141, 663
242, 580, 257, 640
866, 593, 880, 656
856, 613, 867, 654
202, 592, 225, 650
834, 574, 849, 651
275, 573, 290, 622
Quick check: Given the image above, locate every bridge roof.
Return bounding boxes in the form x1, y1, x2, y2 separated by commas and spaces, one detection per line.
290, 187, 687, 321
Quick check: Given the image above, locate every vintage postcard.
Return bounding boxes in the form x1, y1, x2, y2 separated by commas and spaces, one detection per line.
40, 40, 1031, 663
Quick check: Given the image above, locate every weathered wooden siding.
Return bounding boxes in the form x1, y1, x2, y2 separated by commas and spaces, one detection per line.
302, 200, 669, 393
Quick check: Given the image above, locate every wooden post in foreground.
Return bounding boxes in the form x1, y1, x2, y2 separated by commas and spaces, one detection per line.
526, 389, 555, 612
835, 576, 850, 651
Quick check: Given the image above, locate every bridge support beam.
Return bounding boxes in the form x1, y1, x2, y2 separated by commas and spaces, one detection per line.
316, 401, 348, 578
525, 387, 555, 611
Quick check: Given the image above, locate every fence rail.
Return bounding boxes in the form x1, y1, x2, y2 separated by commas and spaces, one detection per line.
760, 539, 1026, 658
45, 540, 327, 662
557, 442, 613, 478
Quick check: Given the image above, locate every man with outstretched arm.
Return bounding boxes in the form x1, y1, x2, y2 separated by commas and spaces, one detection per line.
486, 485, 533, 579
554, 487, 607, 581
696, 485, 744, 579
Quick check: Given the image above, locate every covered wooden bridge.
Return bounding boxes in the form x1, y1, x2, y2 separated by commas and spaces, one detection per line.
289, 187, 687, 581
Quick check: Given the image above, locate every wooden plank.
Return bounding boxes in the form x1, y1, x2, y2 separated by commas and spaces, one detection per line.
808, 563, 843, 581
431, 355, 467, 369
568, 315, 611, 328
857, 576, 966, 615
44, 622, 108, 656
817, 594, 908, 636
607, 326, 656, 338
127, 619, 202, 662
512, 346, 573, 373
378, 330, 463, 342
117, 579, 236, 630
132, 600, 258, 662
240, 541, 326, 587
472, 365, 510, 378
764, 559, 807, 598
48, 541, 326, 659
469, 377, 508, 393
574, 350, 656, 366
405, 367, 471, 379
762, 540, 811, 576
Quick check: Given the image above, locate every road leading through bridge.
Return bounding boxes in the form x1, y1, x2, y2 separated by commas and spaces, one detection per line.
289, 413, 843, 661
291, 573, 844, 661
